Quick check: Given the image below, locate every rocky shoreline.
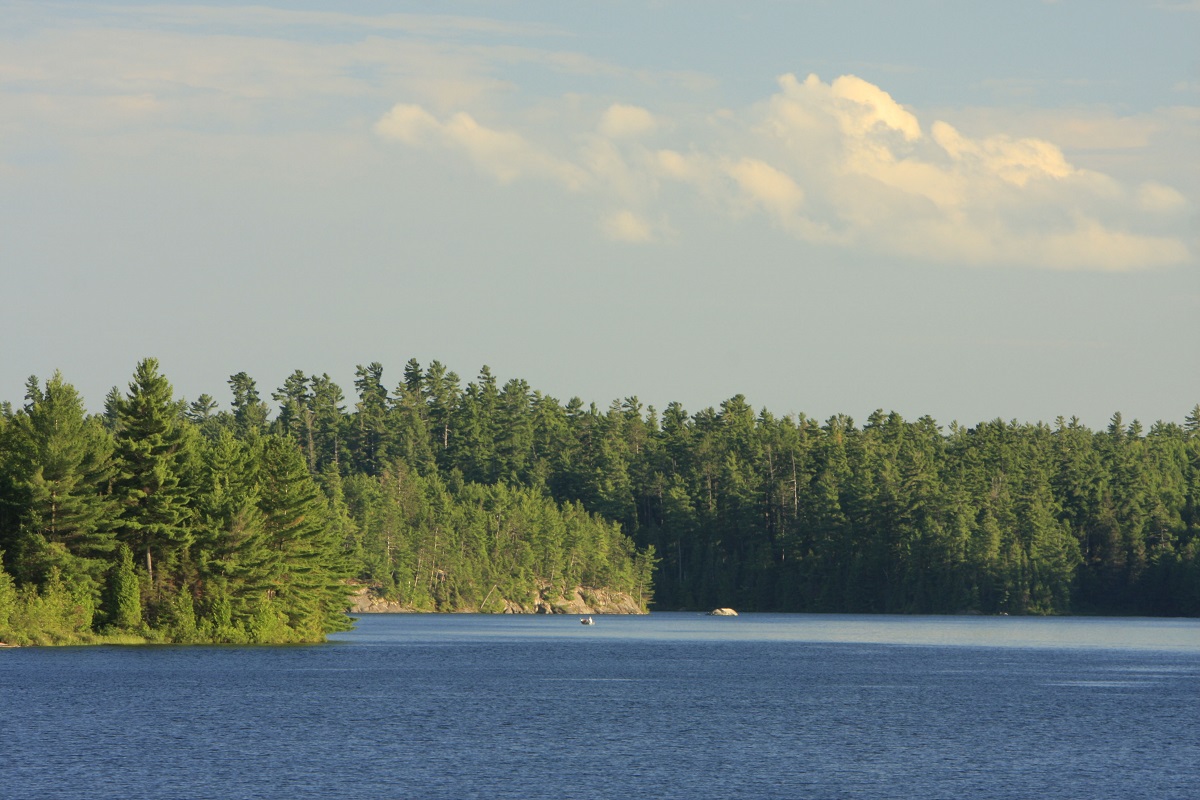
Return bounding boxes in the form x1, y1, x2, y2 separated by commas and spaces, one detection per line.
348, 584, 646, 615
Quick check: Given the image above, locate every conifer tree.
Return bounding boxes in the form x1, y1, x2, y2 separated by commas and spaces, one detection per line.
192, 430, 272, 626
229, 372, 270, 436
351, 363, 390, 476
272, 370, 315, 468
258, 435, 353, 639
111, 358, 194, 594
423, 360, 461, 463
309, 374, 347, 473
1, 374, 118, 591
109, 543, 142, 630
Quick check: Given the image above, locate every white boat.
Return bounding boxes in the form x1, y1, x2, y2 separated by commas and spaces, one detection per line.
580, 616, 594, 625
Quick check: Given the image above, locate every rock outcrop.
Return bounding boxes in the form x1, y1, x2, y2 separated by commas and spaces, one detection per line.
348, 584, 646, 615
708, 607, 738, 616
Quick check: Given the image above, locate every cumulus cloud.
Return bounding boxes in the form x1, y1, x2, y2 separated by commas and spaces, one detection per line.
5, 5, 1186, 271
377, 72, 1193, 270
930, 121, 1073, 186
725, 158, 805, 221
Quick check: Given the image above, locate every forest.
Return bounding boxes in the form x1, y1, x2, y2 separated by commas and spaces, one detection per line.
1, 357, 1198, 644
0, 360, 653, 645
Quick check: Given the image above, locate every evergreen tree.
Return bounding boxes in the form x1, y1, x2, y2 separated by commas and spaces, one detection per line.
453, 366, 501, 483
258, 435, 353, 639
229, 372, 270, 436
423, 360, 461, 464
191, 430, 272, 628
108, 543, 142, 630
350, 363, 390, 476
272, 370, 315, 468
111, 358, 194, 595
391, 366, 437, 476
186, 393, 224, 441
309, 374, 347, 473
0, 373, 117, 602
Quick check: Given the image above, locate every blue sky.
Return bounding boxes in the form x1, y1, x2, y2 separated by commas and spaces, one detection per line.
1, 1, 1197, 428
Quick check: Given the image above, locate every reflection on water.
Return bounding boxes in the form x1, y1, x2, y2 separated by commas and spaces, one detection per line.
333, 611, 1200, 652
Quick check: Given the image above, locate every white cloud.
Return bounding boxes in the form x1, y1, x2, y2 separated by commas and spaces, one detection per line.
1136, 181, 1188, 212
826, 74, 922, 142
725, 157, 805, 221
54, 4, 567, 37
1, 7, 1190, 272
601, 210, 655, 242
376, 103, 588, 188
599, 104, 658, 138
930, 121, 1072, 186
376, 71, 1193, 269
1022, 218, 1190, 271
374, 104, 441, 145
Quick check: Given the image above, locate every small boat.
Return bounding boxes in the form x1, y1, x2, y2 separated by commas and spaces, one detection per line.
580, 616, 594, 625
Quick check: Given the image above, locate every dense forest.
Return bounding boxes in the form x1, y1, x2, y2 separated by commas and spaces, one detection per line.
0, 360, 654, 645
2, 357, 1198, 644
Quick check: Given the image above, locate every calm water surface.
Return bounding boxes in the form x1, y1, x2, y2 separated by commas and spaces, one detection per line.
2, 613, 1198, 799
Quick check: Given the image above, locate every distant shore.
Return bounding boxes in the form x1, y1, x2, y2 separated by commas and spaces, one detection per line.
349, 585, 646, 615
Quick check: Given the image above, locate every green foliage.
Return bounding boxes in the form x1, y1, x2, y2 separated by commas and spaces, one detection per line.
1, 357, 1195, 648
343, 465, 652, 612
2, 567, 98, 645
111, 358, 195, 594
168, 586, 198, 642
109, 544, 142, 630
0, 553, 17, 635
0, 373, 117, 598
258, 434, 353, 638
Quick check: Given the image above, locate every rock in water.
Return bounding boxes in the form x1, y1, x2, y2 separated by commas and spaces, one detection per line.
709, 608, 738, 616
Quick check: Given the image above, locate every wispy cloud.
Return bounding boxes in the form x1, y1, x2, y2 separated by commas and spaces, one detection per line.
601, 210, 657, 243
375, 104, 588, 188
379, 72, 1193, 270
599, 104, 658, 139
23, 3, 569, 38
1, 5, 1193, 270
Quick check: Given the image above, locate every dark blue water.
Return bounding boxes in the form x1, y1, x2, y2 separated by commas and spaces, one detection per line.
2, 613, 1198, 799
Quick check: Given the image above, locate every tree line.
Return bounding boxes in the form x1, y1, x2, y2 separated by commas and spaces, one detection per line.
2, 357, 1197, 645
0, 360, 655, 644
232, 358, 1198, 617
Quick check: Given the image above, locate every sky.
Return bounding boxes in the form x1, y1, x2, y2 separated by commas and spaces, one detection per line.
1, 0, 1197, 429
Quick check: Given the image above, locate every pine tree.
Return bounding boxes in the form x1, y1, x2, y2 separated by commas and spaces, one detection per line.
258, 435, 353, 639
0, 373, 118, 607
111, 358, 194, 595
423, 361, 461, 465
228, 372, 270, 436
309, 374, 347, 474
351, 363, 390, 476
192, 430, 272, 627
272, 370, 315, 469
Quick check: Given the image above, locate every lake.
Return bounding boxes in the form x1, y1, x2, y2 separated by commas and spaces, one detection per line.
2, 613, 1198, 799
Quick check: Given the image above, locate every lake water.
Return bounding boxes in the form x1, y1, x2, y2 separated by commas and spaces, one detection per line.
2, 613, 1198, 799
